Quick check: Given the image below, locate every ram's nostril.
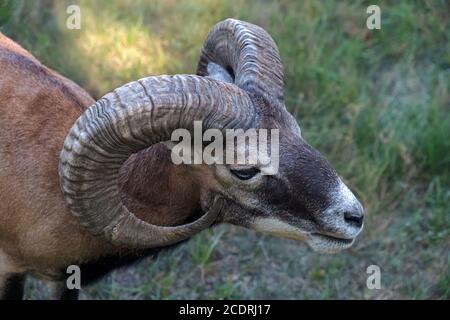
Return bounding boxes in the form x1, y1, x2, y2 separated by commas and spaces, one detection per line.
344, 211, 364, 228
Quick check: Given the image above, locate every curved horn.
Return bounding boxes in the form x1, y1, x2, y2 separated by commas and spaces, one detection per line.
197, 18, 284, 103
59, 75, 256, 248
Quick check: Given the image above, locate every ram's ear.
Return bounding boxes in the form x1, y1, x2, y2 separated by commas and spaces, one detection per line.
206, 62, 234, 84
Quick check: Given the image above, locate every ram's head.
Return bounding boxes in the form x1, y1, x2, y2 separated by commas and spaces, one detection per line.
59, 19, 363, 253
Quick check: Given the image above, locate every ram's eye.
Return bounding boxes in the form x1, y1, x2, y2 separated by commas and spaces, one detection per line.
230, 167, 260, 180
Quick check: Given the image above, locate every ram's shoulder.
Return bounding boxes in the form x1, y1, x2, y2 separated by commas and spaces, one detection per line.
0, 32, 39, 61
0, 32, 94, 113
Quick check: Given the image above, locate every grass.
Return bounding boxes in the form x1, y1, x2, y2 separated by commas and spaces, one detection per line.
1, 0, 449, 299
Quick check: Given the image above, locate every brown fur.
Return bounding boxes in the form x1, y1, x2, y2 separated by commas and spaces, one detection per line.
0, 32, 199, 281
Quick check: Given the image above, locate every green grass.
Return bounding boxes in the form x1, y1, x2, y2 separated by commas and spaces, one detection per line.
1, 0, 449, 299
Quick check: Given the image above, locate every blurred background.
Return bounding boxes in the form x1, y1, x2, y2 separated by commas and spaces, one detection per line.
0, 0, 448, 299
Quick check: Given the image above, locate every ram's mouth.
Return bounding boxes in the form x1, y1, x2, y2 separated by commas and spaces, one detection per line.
307, 232, 355, 253
311, 233, 354, 244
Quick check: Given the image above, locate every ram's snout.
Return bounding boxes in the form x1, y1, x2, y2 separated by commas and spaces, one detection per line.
307, 179, 364, 253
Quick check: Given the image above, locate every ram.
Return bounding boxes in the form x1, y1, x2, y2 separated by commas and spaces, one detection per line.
0, 19, 364, 300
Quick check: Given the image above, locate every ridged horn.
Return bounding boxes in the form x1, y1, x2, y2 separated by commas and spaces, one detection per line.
197, 18, 284, 103
59, 75, 256, 248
